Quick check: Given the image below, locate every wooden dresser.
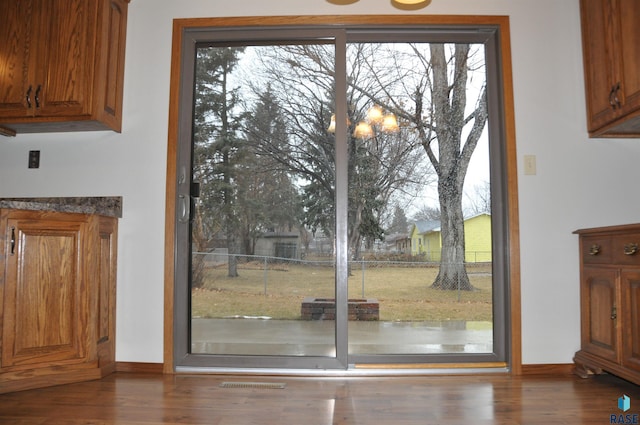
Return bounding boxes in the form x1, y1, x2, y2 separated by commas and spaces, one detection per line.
574, 223, 640, 385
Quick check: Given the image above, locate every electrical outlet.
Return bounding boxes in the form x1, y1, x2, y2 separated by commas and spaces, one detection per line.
28, 150, 40, 169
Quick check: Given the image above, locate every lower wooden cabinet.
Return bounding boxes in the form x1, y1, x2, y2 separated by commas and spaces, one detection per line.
0, 209, 117, 393
574, 224, 640, 385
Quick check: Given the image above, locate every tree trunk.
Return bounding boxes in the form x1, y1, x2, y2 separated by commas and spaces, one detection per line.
227, 231, 239, 277
422, 43, 485, 292
190, 209, 208, 289
430, 177, 474, 290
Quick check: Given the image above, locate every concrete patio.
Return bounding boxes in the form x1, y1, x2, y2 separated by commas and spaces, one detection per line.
191, 318, 493, 356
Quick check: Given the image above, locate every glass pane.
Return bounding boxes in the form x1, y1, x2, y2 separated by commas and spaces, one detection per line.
344, 42, 493, 355
190, 43, 337, 357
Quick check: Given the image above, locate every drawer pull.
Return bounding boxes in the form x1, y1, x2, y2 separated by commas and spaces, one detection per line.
589, 244, 600, 256
623, 243, 638, 256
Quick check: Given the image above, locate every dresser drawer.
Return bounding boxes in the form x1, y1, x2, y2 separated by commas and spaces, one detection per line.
581, 236, 612, 264
611, 233, 640, 265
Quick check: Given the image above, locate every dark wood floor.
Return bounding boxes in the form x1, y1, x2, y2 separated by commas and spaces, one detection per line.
0, 371, 638, 424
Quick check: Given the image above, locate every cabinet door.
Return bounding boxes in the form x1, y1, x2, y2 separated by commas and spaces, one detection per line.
33, 0, 97, 118
1, 213, 89, 369
0, 0, 38, 118
95, 0, 129, 132
580, 0, 619, 132
0, 0, 128, 133
580, 267, 620, 362
621, 270, 640, 373
615, 0, 640, 119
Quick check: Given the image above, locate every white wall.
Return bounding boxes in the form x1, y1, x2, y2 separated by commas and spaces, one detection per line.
1, 0, 639, 365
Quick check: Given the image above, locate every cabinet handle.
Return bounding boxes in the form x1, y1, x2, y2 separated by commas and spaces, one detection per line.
589, 244, 600, 256
611, 306, 617, 321
34, 84, 41, 108
26, 85, 32, 108
623, 242, 638, 256
609, 85, 616, 108
612, 82, 621, 109
10, 227, 15, 255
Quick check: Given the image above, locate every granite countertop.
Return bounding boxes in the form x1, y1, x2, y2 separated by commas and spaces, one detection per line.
0, 197, 122, 218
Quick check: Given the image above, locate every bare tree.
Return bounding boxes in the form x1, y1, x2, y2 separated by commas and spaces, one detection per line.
353, 43, 488, 290
422, 44, 487, 290
465, 180, 491, 216
244, 44, 429, 260
411, 204, 441, 222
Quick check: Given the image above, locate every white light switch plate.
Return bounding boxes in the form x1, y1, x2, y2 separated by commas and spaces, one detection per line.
524, 155, 536, 175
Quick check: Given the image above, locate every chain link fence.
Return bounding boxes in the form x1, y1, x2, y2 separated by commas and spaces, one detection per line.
193, 251, 491, 297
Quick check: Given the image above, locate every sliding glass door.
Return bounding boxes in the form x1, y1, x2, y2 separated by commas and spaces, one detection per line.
189, 39, 341, 363
343, 38, 501, 363
173, 23, 510, 370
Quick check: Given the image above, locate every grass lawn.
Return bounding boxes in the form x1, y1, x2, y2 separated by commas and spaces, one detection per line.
192, 261, 492, 322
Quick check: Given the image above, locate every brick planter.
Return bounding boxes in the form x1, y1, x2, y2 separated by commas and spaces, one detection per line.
300, 297, 379, 321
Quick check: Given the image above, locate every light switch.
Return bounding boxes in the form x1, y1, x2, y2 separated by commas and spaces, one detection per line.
523, 155, 536, 175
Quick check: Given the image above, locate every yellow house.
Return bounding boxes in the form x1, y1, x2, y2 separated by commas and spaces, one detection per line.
409, 220, 441, 259
409, 213, 492, 262
463, 213, 492, 262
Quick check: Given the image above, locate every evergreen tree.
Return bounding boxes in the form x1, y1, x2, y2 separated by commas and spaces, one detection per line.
388, 204, 409, 235
240, 87, 303, 254
192, 46, 246, 281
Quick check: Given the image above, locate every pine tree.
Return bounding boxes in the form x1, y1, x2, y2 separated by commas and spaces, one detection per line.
192, 46, 246, 281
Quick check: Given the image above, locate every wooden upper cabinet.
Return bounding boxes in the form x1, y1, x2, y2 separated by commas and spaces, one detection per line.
0, 0, 130, 134
580, 0, 640, 137
32, 0, 96, 119
0, 0, 35, 119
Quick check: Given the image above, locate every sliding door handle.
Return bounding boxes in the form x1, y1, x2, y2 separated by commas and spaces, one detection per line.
178, 195, 190, 223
